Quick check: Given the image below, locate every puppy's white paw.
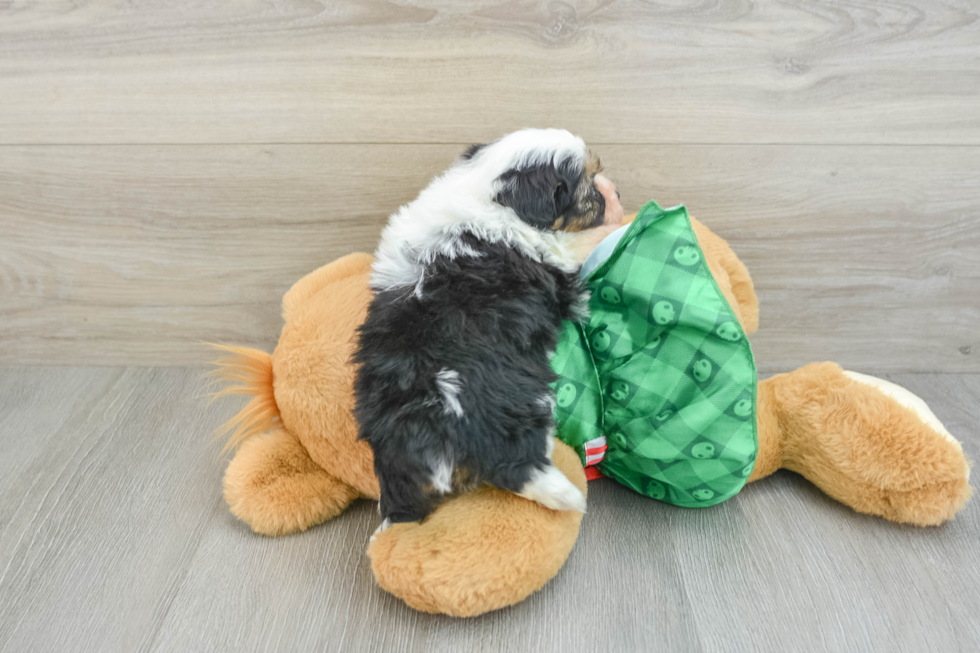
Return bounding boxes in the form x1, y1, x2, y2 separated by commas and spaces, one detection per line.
369, 518, 391, 543
516, 464, 586, 513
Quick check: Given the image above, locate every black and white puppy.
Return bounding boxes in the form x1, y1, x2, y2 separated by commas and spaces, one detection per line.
354, 128, 621, 530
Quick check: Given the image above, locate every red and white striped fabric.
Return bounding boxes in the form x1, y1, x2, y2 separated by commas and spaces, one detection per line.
584, 436, 607, 466
582, 436, 607, 481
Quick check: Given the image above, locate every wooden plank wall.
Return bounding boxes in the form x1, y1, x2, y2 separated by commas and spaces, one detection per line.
1, 1, 978, 371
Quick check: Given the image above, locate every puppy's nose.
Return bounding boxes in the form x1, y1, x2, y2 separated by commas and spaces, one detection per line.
594, 174, 624, 226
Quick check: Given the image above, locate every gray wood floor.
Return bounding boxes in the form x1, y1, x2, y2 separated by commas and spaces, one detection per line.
0, 366, 977, 652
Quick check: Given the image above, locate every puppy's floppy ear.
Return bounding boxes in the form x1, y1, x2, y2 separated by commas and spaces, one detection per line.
459, 143, 487, 161
495, 163, 575, 230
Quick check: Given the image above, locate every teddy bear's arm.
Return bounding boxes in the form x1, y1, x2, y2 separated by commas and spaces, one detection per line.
689, 216, 759, 334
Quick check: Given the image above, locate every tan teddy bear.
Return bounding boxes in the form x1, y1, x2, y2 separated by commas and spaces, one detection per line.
212, 211, 971, 617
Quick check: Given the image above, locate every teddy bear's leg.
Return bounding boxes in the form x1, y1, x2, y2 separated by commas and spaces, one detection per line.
367, 439, 587, 617
224, 428, 360, 536
751, 362, 972, 526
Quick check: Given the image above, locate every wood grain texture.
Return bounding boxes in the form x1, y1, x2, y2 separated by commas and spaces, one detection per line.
2, 144, 977, 371
0, 1, 978, 145
0, 367, 977, 652
0, 367, 229, 652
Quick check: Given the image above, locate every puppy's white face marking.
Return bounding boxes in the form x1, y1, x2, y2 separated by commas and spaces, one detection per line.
429, 457, 454, 494
371, 128, 587, 292
436, 368, 464, 418
516, 464, 586, 513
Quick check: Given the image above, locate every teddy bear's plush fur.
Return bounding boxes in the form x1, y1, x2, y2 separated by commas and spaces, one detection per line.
212, 214, 971, 617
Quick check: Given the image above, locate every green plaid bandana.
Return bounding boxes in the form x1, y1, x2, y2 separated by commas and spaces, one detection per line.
550, 200, 758, 507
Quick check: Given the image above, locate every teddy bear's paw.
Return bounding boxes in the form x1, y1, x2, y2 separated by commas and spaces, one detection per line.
836, 370, 972, 525
843, 371, 964, 456
224, 429, 360, 536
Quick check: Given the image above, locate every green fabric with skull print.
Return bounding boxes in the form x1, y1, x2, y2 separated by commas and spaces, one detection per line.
548, 200, 758, 507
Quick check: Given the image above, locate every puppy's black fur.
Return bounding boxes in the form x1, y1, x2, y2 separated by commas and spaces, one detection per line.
354, 147, 602, 524
459, 143, 487, 161
354, 233, 583, 523
496, 159, 602, 231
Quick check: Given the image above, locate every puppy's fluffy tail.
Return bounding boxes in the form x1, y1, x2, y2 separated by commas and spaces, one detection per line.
208, 344, 280, 453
